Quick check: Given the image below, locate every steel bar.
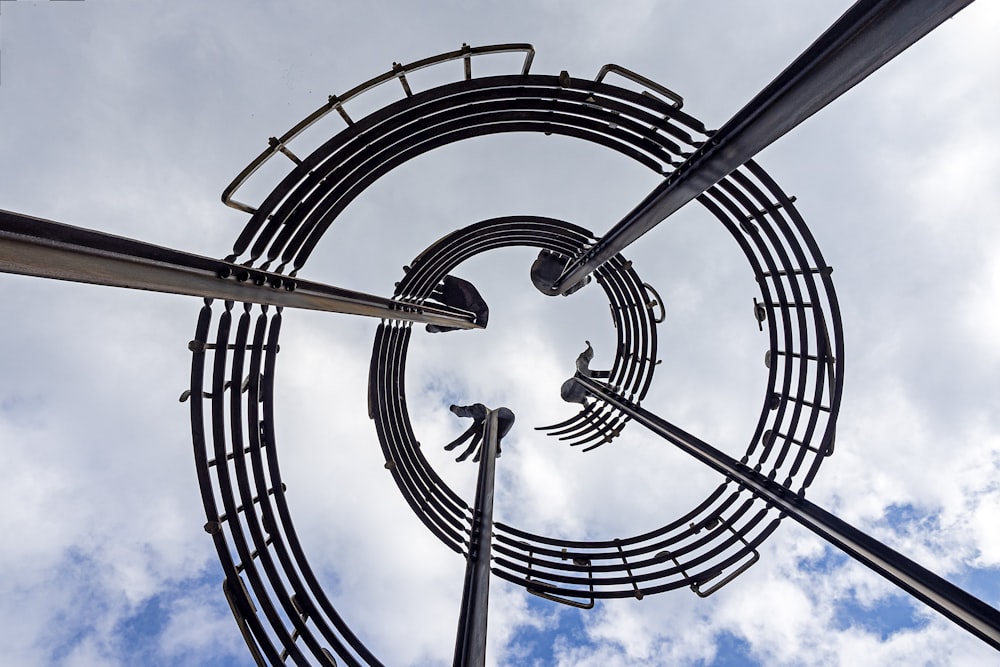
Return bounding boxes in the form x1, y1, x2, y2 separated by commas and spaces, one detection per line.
574, 374, 1000, 651
0, 209, 480, 329
453, 409, 500, 667
550, 0, 975, 294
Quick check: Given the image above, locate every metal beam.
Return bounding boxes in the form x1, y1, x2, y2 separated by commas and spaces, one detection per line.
549, 0, 975, 294
575, 374, 1000, 651
453, 409, 500, 667
0, 209, 481, 329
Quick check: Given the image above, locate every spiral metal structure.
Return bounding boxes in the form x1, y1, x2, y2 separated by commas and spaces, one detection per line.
184, 44, 843, 664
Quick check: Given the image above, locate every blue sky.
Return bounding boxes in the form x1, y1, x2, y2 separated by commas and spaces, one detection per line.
2, 1, 1000, 665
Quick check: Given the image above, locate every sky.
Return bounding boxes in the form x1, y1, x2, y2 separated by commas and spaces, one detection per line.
1, 1, 1000, 666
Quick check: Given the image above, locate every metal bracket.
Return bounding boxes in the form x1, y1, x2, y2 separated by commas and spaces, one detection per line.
595, 64, 684, 109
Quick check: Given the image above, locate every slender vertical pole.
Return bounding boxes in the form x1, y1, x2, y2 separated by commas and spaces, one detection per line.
453, 409, 500, 667
575, 374, 1000, 651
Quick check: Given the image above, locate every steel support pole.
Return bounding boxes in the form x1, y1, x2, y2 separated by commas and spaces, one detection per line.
0, 209, 481, 329
453, 409, 500, 667
575, 374, 1000, 650
550, 0, 975, 294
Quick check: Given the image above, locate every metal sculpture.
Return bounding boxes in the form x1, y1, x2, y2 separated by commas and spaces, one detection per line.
1, 1, 997, 665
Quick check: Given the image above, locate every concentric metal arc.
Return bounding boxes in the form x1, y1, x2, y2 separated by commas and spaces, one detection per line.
0, 1, 994, 665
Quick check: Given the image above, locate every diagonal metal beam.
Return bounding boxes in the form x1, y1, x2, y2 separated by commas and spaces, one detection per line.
574, 374, 1000, 651
548, 0, 975, 294
0, 209, 482, 329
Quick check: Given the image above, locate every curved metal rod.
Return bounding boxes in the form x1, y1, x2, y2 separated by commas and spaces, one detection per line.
595, 63, 684, 109
492, 506, 773, 595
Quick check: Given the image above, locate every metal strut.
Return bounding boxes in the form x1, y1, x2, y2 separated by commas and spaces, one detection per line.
573, 374, 1000, 651
0, 209, 481, 330
550, 0, 976, 294
453, 409, 500, 667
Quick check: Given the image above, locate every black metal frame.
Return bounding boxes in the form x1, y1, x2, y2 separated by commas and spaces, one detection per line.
551, 0, 976, 294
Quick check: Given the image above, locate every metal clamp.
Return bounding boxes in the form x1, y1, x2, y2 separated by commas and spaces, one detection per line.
595, 64, 684, 109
